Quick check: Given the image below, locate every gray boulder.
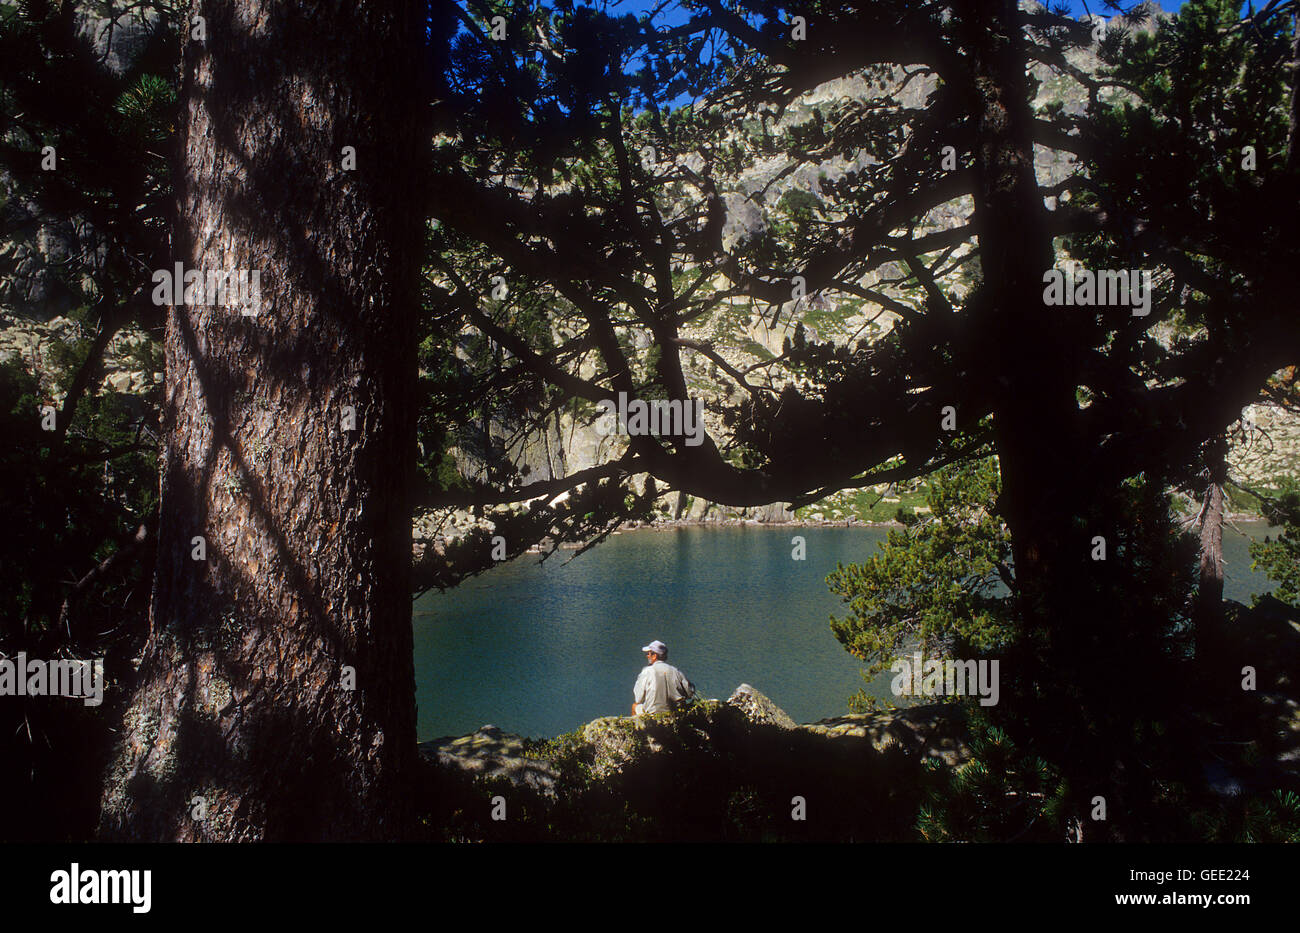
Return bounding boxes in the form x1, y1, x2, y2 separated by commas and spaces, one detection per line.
75, 6, 161, 77
727, 683, 797, 729
800, 705, 972, 766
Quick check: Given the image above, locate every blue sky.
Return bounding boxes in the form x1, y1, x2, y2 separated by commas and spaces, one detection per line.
603, 1, 1191, 19
1055, 1, 1187, 13
1055, 1, 1190, 13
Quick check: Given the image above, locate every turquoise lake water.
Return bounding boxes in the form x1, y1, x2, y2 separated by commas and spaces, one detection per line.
412, 522, 1279, 741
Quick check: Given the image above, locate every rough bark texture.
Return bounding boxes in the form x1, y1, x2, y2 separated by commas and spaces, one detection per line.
1195, 439, 1227, 657
99, 0, 427, 841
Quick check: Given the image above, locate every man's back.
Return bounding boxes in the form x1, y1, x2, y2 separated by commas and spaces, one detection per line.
633, 660, 695, 715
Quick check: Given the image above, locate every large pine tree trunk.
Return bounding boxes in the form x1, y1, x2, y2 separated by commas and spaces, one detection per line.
99, 0, 427, 841
957, 0, 1116, 839
957, 0, 1085, 642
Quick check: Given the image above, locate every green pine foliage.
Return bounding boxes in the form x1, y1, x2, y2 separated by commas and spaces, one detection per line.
827, 455, 1017, 693
914, 710, 1300, 843
1208, 791, 1300, 843
915, 712, 1070, 843
1249, 477, 1300, 607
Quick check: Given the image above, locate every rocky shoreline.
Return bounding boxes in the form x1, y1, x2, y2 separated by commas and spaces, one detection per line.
423, 501, 1273, 556
419, 684, 972, 798
539, 514, 903, 549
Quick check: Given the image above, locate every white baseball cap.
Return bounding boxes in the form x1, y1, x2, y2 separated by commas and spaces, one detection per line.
640, 640, 668, 657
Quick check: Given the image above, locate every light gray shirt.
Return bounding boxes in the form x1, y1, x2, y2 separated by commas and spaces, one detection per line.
633, 660, 695, 714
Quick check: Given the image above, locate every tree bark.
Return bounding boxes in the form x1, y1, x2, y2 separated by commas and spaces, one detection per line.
957, 0, 1114, 840
99, 0, 427, 841
1195, 438, 1227, 657
958, 0, 1085, 637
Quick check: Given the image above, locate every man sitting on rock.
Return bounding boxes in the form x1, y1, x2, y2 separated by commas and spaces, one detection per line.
632, 639, 696, 716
